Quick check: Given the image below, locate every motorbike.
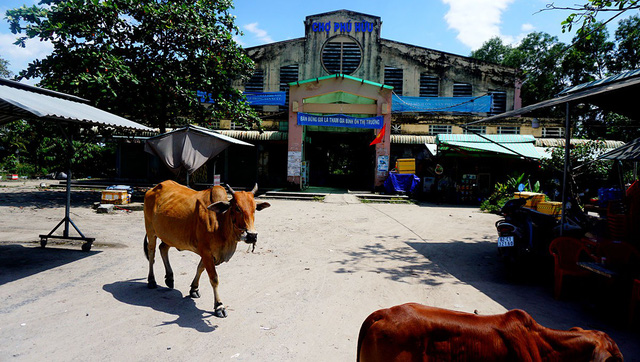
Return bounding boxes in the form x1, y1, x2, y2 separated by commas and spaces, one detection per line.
494, 193, 590, 267
495, 197, 559, 266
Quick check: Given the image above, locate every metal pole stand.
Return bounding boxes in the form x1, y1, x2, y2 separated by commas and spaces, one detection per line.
39, 126, 95, 251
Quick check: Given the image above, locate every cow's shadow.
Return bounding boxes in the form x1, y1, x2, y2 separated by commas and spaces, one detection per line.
103, 279, 218, 332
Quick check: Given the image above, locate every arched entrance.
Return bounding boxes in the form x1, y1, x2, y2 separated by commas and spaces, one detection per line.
287, 74, 393, 190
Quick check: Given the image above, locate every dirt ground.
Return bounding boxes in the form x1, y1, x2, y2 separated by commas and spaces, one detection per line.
0, 180, 638, 361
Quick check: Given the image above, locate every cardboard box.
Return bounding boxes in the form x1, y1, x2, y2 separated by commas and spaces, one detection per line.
101, 190, 129, 205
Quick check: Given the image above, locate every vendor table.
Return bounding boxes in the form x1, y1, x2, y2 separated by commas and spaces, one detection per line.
384, 173, 420, 195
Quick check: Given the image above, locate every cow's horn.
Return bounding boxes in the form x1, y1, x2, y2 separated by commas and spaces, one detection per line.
226, 184, 236, 195
251, 183, 258, 194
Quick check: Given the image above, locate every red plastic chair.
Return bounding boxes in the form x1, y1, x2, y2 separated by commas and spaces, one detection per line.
549, 237, 597, 299
630, 279, 640, 326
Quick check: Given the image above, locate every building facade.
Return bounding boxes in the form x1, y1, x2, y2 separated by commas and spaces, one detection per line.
212, 10, 565, 192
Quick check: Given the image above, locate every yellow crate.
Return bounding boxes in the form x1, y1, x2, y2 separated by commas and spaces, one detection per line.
395, 158, 416, 174
513, 192, 545, 208
101, 190, 130, 205
537, 201, 562, 217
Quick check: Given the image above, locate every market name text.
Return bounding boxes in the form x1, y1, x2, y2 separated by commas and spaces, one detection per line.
311, 21, 375, 34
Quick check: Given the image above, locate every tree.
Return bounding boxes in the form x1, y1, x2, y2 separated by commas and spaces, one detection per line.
611, 14, 640, 72
470, 33, 566, 111
545, 0, 640, 34
470, 37, 513, 64
0, 56, 11, 78
561, 22, 615, 85
6, 0, 259, 132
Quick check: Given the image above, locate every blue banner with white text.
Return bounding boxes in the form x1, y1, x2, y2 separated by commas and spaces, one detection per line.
392, 94, 493, 113
297, 113, 384, 129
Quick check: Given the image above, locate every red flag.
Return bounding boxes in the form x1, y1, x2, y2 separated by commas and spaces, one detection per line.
369, 124, 386, 146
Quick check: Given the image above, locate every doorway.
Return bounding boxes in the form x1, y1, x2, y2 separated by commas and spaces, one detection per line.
306, 130, 375, 190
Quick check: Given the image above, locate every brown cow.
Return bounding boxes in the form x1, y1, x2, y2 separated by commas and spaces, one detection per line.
357, 303, 623, 362
143, 180, 270, 317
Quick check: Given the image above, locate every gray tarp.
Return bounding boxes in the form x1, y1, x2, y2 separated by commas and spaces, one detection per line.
144, 124, 253, 176
598, 137, 640, 161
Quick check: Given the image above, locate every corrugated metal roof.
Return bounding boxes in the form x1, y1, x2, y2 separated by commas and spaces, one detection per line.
390, 134, 435, 144
559, 68, 640, 95
0, 80, 152, 131
217, 130, 288, 141
535, 138, 624, 149
437, 134, 542, 159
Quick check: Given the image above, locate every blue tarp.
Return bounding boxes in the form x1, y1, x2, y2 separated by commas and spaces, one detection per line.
297, 112, 384, 129
392, 94, 492, 113
384, 172, 420, 195
196, 91, 287, 106
244, 92, 286, 105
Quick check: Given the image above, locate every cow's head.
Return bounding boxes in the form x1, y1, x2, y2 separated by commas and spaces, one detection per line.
207, 184, 270, 244
569, 327, 623, 362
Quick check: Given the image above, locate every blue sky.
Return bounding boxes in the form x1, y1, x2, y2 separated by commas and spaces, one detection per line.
0, 0, 636, 79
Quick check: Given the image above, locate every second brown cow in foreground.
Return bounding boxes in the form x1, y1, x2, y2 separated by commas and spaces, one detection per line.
357, 303, 623, 362
143, 180, 270, 317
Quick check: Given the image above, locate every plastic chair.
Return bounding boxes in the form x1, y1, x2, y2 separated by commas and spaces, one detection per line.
549, 236, 597, 299
596, 240, 640, 269
630, 279, 640, 326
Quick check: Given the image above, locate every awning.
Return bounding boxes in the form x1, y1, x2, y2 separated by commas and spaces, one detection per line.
437, 134, 542, 159
145, 124, 253, 176
598, 136, 640, 160
0, 79, 152, 131
217, 130, 288, 141
468, 68, 640, 125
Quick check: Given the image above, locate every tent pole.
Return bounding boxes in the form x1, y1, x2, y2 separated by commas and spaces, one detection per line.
39, 124, 95, 251
560, 102, 571, 235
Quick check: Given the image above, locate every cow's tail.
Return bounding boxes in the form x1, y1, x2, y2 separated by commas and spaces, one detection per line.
356, 312, 380, 362
143, 235, 149, 260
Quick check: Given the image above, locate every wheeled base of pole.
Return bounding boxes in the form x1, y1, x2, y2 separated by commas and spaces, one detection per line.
39, 216, 95, 251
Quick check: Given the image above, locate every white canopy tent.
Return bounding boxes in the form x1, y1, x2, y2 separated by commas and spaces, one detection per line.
0, 78, 153, 250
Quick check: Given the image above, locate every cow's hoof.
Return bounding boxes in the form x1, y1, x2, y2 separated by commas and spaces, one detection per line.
214, 306, 228, 318
165, 277, 174, 289
189, 289, 200, 298
147, 280, 157, 289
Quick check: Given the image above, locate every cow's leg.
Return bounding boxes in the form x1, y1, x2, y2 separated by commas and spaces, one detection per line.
159, 242, 174, 289
146, 234, 158, 289
189, 258, 205, 298
203, 257, 227, 318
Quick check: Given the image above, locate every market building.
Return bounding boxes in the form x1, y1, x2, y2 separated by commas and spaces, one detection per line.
206, 10, 569, 195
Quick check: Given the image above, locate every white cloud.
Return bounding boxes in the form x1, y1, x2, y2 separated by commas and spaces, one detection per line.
243, 22, 274, 44
521, 23, 535, 32
0, 33, 53, 76
442, 0, 515, 50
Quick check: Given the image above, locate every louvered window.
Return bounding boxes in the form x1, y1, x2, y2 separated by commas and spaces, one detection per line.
489, 90, 507, 115
453, 82, 472, 97
279, 64, 298, 112
419, 74, 439, 97
384, 66, 403, 96
245, 70, 264, 93
464, 126, 486, 134
429, 125, 452, 135
321, 36, 362, 75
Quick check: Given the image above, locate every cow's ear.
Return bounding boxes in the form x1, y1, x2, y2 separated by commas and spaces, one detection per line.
256, 201, 271, 211
208, 201, 231, 214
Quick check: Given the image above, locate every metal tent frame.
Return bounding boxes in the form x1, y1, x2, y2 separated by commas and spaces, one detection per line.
468, 68, 640, 234
0, 78, 153, 250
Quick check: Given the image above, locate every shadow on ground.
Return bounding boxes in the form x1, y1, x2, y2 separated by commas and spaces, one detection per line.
0, 243, 99, 285
335, 237, 640, 358
102, 279, 218, 332
0, 189, 99, 208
